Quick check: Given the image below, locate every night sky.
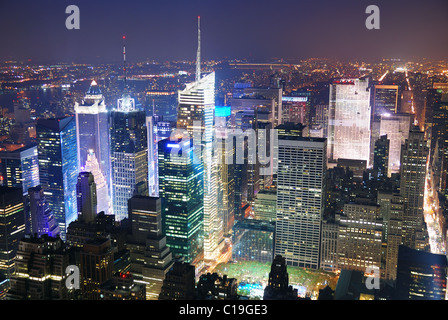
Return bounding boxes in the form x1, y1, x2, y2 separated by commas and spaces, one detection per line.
1, 0, 447, 63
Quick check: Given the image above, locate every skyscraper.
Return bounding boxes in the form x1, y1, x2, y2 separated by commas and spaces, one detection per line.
328, 78, 371, 165
158, 137, 204, 268
126, 195, 174, 300
399, 126, 428, 250
28, 185, 59, 238
373, 135, 390, 180
110, 108, 148, 221
0, 187, 25, 281
37, 116, 79, 241
80, 238, 114, 300
176, 17, 221, 264
76, 172, 97, 223
379, 113, 412, 176
0, 144, 39, 195
372, 85, 399, 120
337, 203, 383, 273
274, 124, 326, 269
75, 81, 110, 215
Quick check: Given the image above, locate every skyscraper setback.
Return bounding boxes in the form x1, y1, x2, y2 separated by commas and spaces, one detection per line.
176, 18, 222, 264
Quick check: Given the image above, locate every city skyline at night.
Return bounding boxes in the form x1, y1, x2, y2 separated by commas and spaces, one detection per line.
1, 0, 448, 310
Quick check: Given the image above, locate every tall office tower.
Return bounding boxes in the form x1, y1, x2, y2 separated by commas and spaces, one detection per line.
281, 96, 308, 126
37, 116, 78, 241
84, 151, 109, 215
337, 203, 383, 273
253, 188, 277, 222
320, 218, 339, 273
327, 78, 371, 165
232, 218, 275, 263
126, 195, 174, 300
379, 113, 413, 176
146, 90, 178, 121
158, 262, 196, 300
274, 124, 326, 268
76, 172, 97, 223
0, 144, 39, 195
263, 255, 298, 300
0, 187, 25, 282
109, 38, 148, 221
372, 85, 399, 120
80, 238, 114, 300
378, 192, 404, 280
176, 18, 221, 264
74, 80, 110, 198
395, 245, 447, 300
158, 137, 204, 268
110, 108, 148, 221
28, 186, 59, 238
373, 135, 390, 180
399, 126, 428, 250
425, 88, 448, 194
215, 106, 235, 236
6, 235, 72, 300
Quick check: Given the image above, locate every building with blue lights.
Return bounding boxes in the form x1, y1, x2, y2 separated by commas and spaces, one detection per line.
37, 116, 79, 241
158, 137, 204, 268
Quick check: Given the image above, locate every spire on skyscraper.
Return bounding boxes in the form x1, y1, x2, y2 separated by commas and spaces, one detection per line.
117, 35, 135, 112
195, 16, 201, 83
123, 35, 127, 92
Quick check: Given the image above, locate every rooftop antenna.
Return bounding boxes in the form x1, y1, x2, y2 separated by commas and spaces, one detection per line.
195, 16, 201, 82
122, 35, 127, 93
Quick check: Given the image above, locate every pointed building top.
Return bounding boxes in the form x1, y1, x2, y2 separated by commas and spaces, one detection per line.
195, 16, 201, 83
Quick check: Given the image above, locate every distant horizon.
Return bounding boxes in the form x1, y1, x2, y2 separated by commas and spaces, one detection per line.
1, 0, 448, 64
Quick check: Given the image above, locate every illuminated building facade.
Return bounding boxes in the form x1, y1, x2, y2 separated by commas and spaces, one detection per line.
372, 85, 399, 120
126, 195, 174, 300
274, 124, 326, 269
158, 137, 204, 267
253, 188, 276, 222
337, 203, 383, 273
0, 144, 39, 195
395, 245, 447, 300
177, 71, 221, 264
328, 78, 371, 165
80, 238, 114, 300
0, 187, 25, 282
232, 218, 274, 263
379, 113, 412, 176
399, 126, 428, 250
6, 235, 71, 300
110, 108, 148, 221
320, 218, 339, 273
37, 116, 78, 241
28, 185, 59, 238
378, 192, 404, 280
